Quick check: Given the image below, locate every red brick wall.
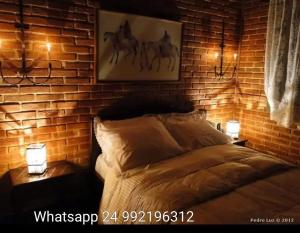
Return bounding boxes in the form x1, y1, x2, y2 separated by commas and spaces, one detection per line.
237, 0, 300, 164
0, 0, 241, 176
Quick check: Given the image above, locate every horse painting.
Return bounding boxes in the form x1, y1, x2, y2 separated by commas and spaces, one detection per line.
104, 21, 139, 65
140, 31, 180, 72
98, 10, 182, 81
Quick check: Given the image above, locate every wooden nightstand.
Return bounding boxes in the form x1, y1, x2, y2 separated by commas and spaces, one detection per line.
9, 160, 97, 223
232, 139, 248, 147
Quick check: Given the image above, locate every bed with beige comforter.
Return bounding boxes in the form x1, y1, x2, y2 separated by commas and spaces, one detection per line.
98, 144, 300, 224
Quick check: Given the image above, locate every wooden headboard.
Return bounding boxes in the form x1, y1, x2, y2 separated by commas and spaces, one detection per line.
90, 94, 206, 172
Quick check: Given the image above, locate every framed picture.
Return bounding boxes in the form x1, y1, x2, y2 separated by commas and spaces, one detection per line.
97, 10, 183, 81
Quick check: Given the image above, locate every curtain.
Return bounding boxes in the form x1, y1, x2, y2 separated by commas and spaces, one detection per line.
265, 0, 300, 127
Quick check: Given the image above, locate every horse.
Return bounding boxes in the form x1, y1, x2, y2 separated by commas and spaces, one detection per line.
118, 23, 139, 64
140, 31, 180, 72
104, 32, 120, 64
147, 42, 179, 72
103, 21, 139, 65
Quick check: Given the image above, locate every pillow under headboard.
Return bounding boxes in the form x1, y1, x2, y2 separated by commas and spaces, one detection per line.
90, 94, 206, 172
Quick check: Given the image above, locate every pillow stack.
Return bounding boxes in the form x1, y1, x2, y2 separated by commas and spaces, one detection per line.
94, 111, 232, 173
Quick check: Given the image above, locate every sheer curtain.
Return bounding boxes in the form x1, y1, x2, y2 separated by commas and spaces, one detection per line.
265, 0, 300, 127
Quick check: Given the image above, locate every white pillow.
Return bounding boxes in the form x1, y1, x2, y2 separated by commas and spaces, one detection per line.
94, 116, 184, 172
162, 118, 232, 151
94, 116, 151, 150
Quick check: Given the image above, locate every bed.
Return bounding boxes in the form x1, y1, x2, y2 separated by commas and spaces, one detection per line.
92, 95, 300, 224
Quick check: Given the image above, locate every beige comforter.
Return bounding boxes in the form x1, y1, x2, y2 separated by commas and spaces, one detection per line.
98, 144, 300, 224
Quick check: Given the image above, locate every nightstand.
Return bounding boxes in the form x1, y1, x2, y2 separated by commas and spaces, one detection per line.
232, 138, 248, 147
9, 160, 96, 223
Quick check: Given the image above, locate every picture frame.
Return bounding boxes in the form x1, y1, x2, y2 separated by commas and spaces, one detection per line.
96, 10, 183, 81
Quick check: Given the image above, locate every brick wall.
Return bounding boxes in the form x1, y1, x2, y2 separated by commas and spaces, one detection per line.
237, 0, 300, 164
0, 0, 241, 176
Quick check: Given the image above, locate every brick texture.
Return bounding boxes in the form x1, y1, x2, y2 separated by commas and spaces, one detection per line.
0, 0, 241, 176
237, 0, 300, 164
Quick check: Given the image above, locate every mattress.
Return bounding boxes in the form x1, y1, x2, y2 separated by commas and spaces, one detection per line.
95, 155, 111, 181
98, 144, 300, 224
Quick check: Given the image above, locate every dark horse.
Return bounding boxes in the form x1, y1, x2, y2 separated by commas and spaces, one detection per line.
140, 31, 180, 72
104, 21, 139, 65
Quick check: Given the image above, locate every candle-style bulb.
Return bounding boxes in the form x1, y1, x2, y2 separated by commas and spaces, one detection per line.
234, 53, 237, 60
214, 52, 219, 60
46, 43, 51, 52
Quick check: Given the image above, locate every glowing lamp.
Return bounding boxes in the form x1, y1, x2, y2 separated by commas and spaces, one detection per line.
233, 53, 237, 61
46, 43, 51, 52
226, 120, 240, 139
214, 52, 219, 60
26, 144, 47, 174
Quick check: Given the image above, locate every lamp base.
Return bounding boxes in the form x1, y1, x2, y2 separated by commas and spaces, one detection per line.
27, 162, 47, 175
28, 169, 47, 176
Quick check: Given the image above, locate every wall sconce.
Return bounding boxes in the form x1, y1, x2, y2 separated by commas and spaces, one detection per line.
226, 120, 240, 139
26, 144, 47, 175
0, 0, 52, 85
214, 20, 237, 79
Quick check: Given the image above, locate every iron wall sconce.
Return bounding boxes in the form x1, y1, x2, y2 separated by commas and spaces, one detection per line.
0, 0, 52, 85
214, 20, 237, 79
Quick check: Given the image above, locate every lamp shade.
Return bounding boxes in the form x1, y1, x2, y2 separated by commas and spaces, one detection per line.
26, 143, 47, 174
226, 120, 240, 139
